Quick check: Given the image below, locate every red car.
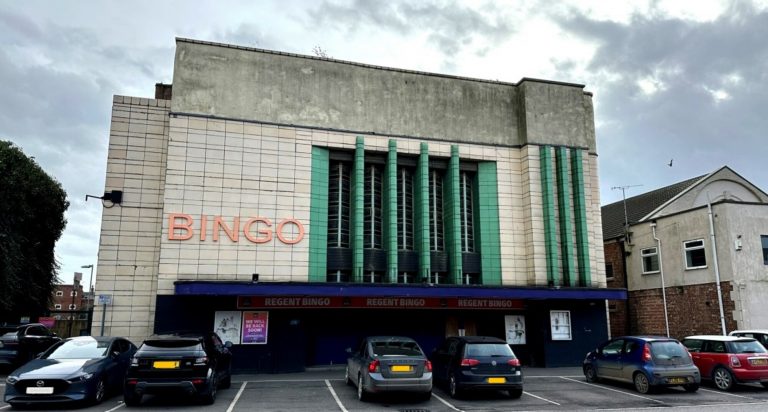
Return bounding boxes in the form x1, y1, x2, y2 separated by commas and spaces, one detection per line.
682, 335, 768, 391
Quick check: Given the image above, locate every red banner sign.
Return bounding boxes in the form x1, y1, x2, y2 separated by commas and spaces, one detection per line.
237, 296, 523, 310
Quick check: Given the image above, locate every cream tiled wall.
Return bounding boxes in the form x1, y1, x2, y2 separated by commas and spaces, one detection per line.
95, 96, 169, 344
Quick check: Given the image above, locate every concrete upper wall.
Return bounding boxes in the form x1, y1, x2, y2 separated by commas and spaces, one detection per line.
171, 39, 597, 151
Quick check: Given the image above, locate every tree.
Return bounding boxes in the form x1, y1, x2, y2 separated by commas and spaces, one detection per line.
0, 140, 69, 323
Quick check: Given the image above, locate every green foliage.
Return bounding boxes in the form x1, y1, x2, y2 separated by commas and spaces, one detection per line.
0, 140, 69, 323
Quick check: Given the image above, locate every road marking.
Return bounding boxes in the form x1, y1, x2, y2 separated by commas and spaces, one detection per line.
699, 387, 756, 399
103, 402, 125, 412
524, 390, 561, 405
559, 376, 665, 404
596, 401, 768, 410
239, 378, 344, 383
325, 379, 348, 412
0, 405, 10, 410
432, 393, 464, 412
226, 381, 248, 412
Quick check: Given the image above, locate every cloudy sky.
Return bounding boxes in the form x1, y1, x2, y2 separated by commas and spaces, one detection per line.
2, 0, 767, 286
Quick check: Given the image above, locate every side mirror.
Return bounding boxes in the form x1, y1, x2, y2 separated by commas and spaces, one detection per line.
52, 332, 58, 337
345, 347, 352, 354
111, 351, 120, 358
224, 341, 233, 349
36, 352, 45, 359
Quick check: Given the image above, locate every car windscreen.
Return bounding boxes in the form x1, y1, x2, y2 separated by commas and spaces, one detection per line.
465, 343, 515, 357
46, 339, 108, 359
650, 341, 688, 359
730, 340, 767, 354
371, 341, 423, 357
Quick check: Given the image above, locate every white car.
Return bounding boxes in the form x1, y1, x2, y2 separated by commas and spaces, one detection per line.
729, 330, 768, 349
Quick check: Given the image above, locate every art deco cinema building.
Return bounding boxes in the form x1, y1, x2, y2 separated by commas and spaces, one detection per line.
94, 38, 624, 371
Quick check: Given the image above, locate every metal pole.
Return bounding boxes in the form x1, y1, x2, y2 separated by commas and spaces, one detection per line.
651, 223, 670, 337
707, 196, 727, 335
100, 303, 106, 336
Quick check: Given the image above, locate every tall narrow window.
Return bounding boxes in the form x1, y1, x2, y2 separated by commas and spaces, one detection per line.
429, 170, 444, 251
397, 167, 414, 250
364, 164, 383, 249
684, 239, 707, 269
459, 171, 475, 252
327, 161, 351, 248
761, 235, 768, 265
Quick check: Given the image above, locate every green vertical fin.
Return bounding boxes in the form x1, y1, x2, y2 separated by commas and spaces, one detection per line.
352, 137, 365, 282
445, 145, 463, 284
385, 140, 399, 283
308, 147, 329, 282
540, 146, 559, 285
556, 146, 576, 287
476, 162, 502, 285
415, 143, 431, 281
571, 149, 592, 286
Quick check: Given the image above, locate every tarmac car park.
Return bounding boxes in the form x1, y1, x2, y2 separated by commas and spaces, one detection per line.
5, 366, 768, 411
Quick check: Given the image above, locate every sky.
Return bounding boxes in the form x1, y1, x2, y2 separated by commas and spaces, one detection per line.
2, 0, 767, 287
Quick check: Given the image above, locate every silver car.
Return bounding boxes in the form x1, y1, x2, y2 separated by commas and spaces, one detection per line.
346, 336, 432, 401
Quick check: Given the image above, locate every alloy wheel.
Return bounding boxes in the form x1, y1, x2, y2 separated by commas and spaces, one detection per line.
714, 367, 733, 391
585, 365, 597, 382
449, 374, 458, 398
634, 373, 650, 394
94, 378, 106, 404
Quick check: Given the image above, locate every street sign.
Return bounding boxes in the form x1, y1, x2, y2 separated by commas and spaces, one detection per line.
98, 294, 112, 305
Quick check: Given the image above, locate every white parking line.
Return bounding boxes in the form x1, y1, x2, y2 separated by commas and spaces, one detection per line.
226, 381, 248, 412
524, 390, 561, 406
0, 405, 10, 410
239, 378, 344, 383
103, 401, 125, 412
559, 377, 665, 405
699, 387, 756, 399
325, 379, 348, 412
597, 401, 768, 410
432, 393, 464, 412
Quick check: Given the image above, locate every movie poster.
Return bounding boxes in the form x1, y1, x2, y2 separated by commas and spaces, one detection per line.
241, 311, 269, 344
213, 311, 241, 345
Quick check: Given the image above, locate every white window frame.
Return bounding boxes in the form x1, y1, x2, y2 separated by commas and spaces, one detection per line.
69, 304, 77, 310
550, 310, 572, 341
641, 247, 660, 274
71, 291, 77, 297
55, 291, 63, 297
683, 239, 707, 270
54, 304, 62, 310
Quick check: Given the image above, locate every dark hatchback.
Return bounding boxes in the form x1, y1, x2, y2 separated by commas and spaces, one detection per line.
0, 324, 60, 370
124, 332, 233, 406
430, 336, 523, 399
583, 336, 701, 394
4, 336, 136, 407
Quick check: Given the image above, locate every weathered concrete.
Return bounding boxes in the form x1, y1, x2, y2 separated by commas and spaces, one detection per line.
171, 38, 597, 151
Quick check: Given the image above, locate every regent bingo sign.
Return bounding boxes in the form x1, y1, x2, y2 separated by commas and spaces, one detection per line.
167, 213, 305, 245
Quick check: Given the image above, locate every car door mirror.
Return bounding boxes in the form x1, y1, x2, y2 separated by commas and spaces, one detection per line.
111, 351, 120, 358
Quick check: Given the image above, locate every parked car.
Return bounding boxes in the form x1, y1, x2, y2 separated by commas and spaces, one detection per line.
430, 336, 523, 399
123, 332, 233, 406
345, 336, 432, 401
4, 336, 136, 407
682, 335, 768, 391
0, 323, 61, 369
583, 336, 700, 394
729, 330, 768, 348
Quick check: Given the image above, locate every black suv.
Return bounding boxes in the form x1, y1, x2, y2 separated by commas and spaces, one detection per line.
124, 332, 233, 406
430, 336, 523, 399
0, 323, 60, 370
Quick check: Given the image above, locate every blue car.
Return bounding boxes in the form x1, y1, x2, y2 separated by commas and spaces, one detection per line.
583, 336, 700, 394
4, 336, 136, 407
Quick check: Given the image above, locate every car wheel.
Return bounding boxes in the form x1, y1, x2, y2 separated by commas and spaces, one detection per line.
683, 383, 699, 392
345, 366, 353, 386
199, 374, 217, 405
449, 373, 461, 399
357, 374, 369, 402
633, 372, 651, 394
713, 367, 734, 391
220, 367, 232, 389
584, 365, 598, 383
508, 388, 523, 399
123, 389, 141, 407
92, 377, 106, 404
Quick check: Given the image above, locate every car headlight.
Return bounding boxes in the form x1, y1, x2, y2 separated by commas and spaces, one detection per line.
6, 376, 19, 384
67, 372, 94, 383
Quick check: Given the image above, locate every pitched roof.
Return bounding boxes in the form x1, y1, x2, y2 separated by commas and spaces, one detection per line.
601, 175, 706, 240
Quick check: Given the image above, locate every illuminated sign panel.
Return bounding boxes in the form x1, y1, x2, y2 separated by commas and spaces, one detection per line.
237, 296, 524, 310
167, 213, 305, 245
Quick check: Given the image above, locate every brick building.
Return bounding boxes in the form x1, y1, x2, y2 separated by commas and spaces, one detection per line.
602, 166, 768, 339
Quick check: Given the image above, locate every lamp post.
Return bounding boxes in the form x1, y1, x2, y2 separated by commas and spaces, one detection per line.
81, 265, 94, 335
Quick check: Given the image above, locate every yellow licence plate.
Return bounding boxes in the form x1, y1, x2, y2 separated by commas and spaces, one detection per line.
668, 377, 686, 384
487, 377, 506, 384
751, 358, 768, 366
153, 361, 180, 369
391, 365, 412, 372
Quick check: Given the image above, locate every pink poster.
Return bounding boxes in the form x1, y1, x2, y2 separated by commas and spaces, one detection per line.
241, 311, 268, 344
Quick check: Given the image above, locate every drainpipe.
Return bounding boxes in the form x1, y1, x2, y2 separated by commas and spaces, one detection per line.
707, 196, 727, 335
651, 222, 670, 337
